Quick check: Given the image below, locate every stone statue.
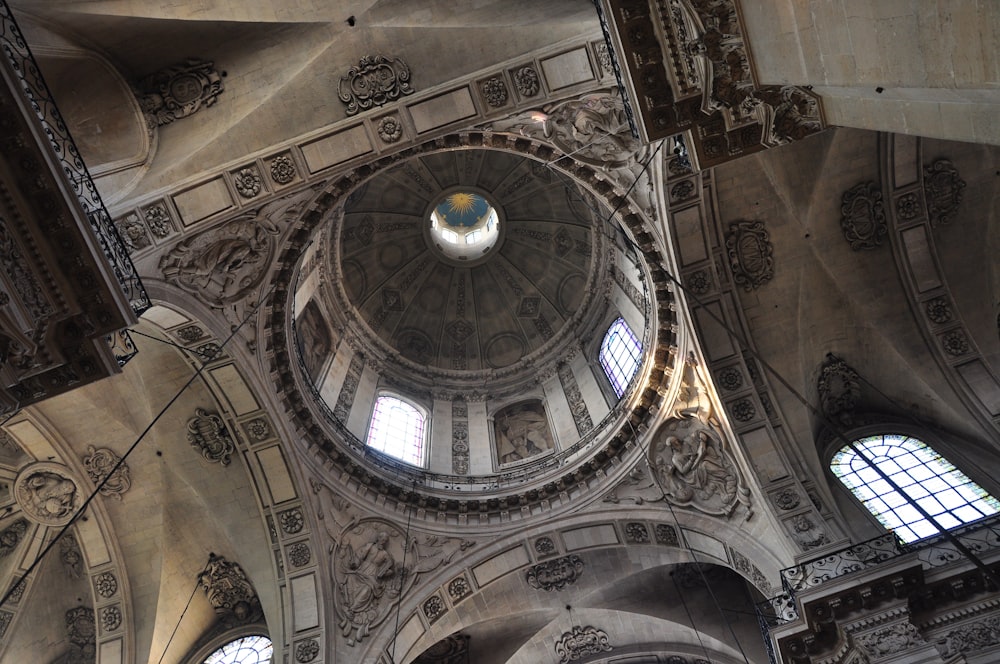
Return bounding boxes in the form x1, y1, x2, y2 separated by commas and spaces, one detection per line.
16, 468, 79, 525
650, 416, 750, 517
336, 528, 402, 646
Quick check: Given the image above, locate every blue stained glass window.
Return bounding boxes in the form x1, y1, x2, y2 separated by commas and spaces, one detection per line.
366, 395, 427, 466
599, 317, 642, 398
204, 635, 273, 664
831, 434, 1000, 543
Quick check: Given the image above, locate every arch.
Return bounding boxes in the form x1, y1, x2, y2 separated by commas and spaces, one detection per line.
599, 316, 643, 398
831, 433, 1000, 543
366, 394, 428, 467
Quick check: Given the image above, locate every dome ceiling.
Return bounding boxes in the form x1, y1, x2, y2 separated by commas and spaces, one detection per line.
335, 149, 603, 373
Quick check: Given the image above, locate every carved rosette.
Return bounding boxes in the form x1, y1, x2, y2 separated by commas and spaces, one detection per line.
840, 181, 887, 250
14, 462, 83, 526
649, 416, 750, 517
725, 220, 773, 290
137, 58, 224, 126
526, 555, 585, 591
555, 625, 613, 663
197, 553, 263, 626
187, 408, 235, 466
513, 66, 540, 97
338, 55, 414, 116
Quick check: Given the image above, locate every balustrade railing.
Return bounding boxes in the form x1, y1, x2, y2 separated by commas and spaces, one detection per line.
0, 2, 149, 317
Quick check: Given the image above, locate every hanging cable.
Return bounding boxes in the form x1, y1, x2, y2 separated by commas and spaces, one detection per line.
389, 481, 417, 664
0, 284, 274, 609
671, 567, 714, 664
156, 580, 200, 664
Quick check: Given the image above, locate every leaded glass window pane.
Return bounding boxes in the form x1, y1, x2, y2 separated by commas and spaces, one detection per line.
599, 317, 642, 398
366, 395, 427, 466
204, 635, 273, 664
831, 434, 1000, 543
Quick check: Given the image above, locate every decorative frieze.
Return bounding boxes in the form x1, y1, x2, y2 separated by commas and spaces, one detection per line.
558, 364, 593, 436
452, 398, 469, 475
333, 353, 365, 422
526, 555, 585, 591
338, 55, 414, 116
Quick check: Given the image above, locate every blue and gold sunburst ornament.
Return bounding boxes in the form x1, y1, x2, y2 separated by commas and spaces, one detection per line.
436, 192, 489, 227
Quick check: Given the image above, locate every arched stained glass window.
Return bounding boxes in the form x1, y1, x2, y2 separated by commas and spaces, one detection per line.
600, 317, 642, 398
831, 434, 1000, 543
366, 395, 427, 466
203, 635, 273, 664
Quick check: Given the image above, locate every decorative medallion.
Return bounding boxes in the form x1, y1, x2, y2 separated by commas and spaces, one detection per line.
295, 639, 320, 663
245, 417, 271, 441
790, 515, 829, 550
534, 536, 556, 556
0, 519, 27, 557
279, 507, 304, 534
270, 155, 297, 184
555, 625, 613, 663
923, 158, 965, 226
716, 367, 743, 392
376, 115, 403, 143
288, 542, 311, 568
686, 269, 711, 294
137, 58, 224, 126
725, 220, 773, 290
338, 55, 414, 116
187, 408, 235, 466
730, 398, 756, 422
82, 445, 131, 499
840, 181, 887, 250
670, 180, 695, 202
772, 488, 801, 511
175, 324, 205, 343
654, 524, 679, 546
115, 214, 150, 252
817, 356, 861, 425
943, 330, 970, 356
198, 553, 263, 626
649, 416, 751, 517
233, 167, 263, 199
624, 522, 650, 544
422, 594, 447, 623
447, 575, 472, 602
94, 571, 118, 598
526, 555, 585, 591
14, 462, 82, 526
480, 77, 509, 108
513, 66, 540, 97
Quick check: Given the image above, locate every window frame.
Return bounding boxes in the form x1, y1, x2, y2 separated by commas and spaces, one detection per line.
183, 626, 272, 664
826, 424, 1000, 544
364, 391, 430, 468
598, 316, 643, 401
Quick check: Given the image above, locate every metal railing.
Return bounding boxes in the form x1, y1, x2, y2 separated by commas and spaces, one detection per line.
0, 2, 149, 316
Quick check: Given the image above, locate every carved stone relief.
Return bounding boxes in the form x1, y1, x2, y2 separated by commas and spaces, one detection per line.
534, 536, 556, 556
452, 399, 469, 475
854, 621, 926, 660
789, 514, 830, 551
333, 353, 364, 422
0, 519, 27, 556
94, 571, 118, 598
197, 553, 263, 626
526, 555, 584, 591
923, 158, 965, 226
841, 182, 887, 250
512, 66, 540, 97
555, 625, 613, 663
233, 167, 263, 199
187, 408, 235, 466
115, 213, 150, 252
376, 115, 403, 143
655, 524, 679, 546
480, 77, 509, 108
60, 533, 83, 578
624, 522, 650, 544
935, 615, 1000, 659
269, 154, 297, 185
338, 55, 414, 116
143, 203, 174, 238
14, 462, 82, 526
295, 639, 320, 663
137, 58, 224, 126
558, 364, 593, 436
312, 481, 475, 646
649, 416, 750, 517
725, 220, 773, 291
421, 593, 447, 623
603, 460, 665, 505
64, 606, 96, 664
160, 211, 279, 307
729, 548, 772, 596
447, 575, 472, 603
82, 445, 131, 499
817, 356, 861, 425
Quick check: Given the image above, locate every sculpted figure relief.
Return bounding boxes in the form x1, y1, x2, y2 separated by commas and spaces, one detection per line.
337, 529, 401, 646
650, 416, 750, 517
15, 463, 81, 526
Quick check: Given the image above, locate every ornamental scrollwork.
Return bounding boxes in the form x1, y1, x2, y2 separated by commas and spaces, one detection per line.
555, 625, 613, 663
840, 181, 886, 250
82, 445, 131, 499
923, 158, 965, 226
197, 553, 263, 626
187, 408, 235, 466
137, 58, 224, 126
338, 55, 414, 116
817, 355, 861, 425
526, 555, 584, 591
725, 220, 773, 291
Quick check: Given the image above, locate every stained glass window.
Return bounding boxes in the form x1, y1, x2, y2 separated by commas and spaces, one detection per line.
599, 317, 642, 398
831, 434, 1000, 543
366, 395, 427, 466
203, 635, 273, 664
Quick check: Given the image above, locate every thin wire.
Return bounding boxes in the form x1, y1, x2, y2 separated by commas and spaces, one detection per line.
156, 580, 200, 664
671, 567, 713, 663
130, 329, 219, 360
389, 482, 416, 664
0, 284, 273, 609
